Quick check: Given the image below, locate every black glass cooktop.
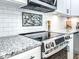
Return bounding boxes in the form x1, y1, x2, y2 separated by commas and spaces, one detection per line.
19, 31, 64, 41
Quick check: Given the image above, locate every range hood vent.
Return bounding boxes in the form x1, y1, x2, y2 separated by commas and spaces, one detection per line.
21, 0, 57, 13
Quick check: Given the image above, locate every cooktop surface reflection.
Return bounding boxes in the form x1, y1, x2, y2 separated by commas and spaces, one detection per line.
20, 31, 64, 41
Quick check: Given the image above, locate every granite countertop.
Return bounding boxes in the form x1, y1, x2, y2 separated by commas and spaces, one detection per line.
62, 30, 79, 35
0, 35, 41, 59
53, 29, 79, 35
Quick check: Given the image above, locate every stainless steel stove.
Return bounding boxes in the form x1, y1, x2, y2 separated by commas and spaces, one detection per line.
20, 31, 69, 59
21, 31, 64, 41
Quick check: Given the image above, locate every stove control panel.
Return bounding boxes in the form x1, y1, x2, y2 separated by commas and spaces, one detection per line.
46, 42, 54, 49
64, 36, 71, 40
42, 36, 69, 58
44, 41, 69, 56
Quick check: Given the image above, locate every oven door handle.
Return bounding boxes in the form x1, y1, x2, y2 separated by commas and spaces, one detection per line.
54, 0, 57, 6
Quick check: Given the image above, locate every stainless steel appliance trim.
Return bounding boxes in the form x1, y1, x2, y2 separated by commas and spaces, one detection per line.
29, 0, 56, 9
54, 0, 57, 6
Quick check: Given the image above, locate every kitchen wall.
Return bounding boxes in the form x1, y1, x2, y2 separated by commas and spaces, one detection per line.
0, 5, 79, 37
64, 17, 79, 31
45, 13, 66, 32
0, 6, 46, 37
45, 13, 79, 33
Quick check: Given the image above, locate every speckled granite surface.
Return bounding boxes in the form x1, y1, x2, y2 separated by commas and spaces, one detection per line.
0, 35, 41, 59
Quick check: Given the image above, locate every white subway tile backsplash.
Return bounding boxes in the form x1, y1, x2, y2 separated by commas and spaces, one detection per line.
0, 7, 46, 37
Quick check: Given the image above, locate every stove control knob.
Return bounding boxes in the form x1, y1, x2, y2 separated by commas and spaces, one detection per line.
46, 44, 49, 49
65, 36, 70, 40
46, 43, 50, 49
51, 42, 54, 47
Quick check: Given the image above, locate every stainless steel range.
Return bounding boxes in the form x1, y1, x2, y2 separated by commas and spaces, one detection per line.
20, 31, 69, 59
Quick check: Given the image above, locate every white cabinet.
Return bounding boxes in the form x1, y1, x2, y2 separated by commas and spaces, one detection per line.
57, 0, 79, 16
56, 0, 67, 15
13, 0, 27, 4
3, 0, 27, 4
0, 0, 27, 8
74, 32, 79, 53
71, 0, 79, 16
67, 34, 74, 59
66, 0, 71, 15
8, 46, 41, 59
66, 0, 79, 16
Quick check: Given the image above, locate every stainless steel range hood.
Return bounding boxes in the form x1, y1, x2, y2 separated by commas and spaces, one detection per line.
21, 0, 57, 13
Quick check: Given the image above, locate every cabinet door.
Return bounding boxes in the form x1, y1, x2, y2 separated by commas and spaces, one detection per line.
13, 0, 27, 4
1, 0, 27, 5
66, 0, 71, 15
71, 0, 79, 16
0, 0, 27, 8
5, 0, 27, 4
67, 34, 74, 59
57, 0, 67, 15
8, 46, 41, 59
74, 33, 79, 53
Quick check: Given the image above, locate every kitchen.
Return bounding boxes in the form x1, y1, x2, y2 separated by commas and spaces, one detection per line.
0, 0, 79, 59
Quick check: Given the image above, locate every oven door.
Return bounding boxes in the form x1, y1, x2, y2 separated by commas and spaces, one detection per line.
42, 36, 69, 59
46, 46, 68, 59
